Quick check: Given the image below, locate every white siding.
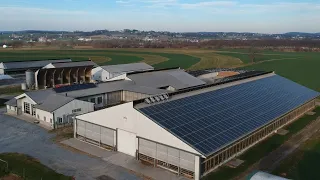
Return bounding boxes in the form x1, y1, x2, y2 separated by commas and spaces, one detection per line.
19, 96, 37, 116
54, 99, 94, 123
76, 102, 201, 156
0, 68, 4, 75
36, 108, 54, 127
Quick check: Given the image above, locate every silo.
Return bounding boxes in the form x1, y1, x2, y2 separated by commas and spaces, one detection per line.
21, 83, 27, 90
25, 70, 35, 89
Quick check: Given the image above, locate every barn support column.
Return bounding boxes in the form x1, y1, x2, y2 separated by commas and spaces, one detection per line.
74, 118, 77, 138
76, 68, 80, 83
60, 69, 64, 84
194, 156, 200, 180
52, 69, 56, 87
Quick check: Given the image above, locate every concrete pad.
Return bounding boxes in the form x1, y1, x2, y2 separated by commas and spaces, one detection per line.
5, 113, 53, 130
62, 138, 188, 180
226, 159, 244, 168
306, 111, 316, 115
276, 129, 289, 136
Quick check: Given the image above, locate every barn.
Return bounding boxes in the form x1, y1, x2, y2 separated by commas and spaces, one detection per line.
0, 59, 71, 75
74, 72, 319, 179
91, 62, 154, 82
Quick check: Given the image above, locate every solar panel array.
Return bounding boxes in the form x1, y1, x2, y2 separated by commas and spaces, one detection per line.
138, 75, 319, 156
54, 83, 97, 93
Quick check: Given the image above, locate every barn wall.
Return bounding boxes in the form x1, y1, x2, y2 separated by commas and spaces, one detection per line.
76, 102, 201, 155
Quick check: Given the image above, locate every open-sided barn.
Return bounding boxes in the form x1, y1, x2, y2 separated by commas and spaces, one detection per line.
75, 72, 319, 179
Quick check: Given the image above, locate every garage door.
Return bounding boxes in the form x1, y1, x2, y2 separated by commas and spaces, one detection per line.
76, 119, 116, 149
138, 138, 195, 178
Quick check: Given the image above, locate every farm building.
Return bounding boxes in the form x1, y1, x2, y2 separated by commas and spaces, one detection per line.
34, 60, 97, 89
74, 72, 319, 179
5, 68, 205, 129
5, 90, 94, 129
91, 62, 154, 82
0, 59, 72, 75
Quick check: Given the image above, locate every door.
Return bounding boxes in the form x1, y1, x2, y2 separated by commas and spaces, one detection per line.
117, 129, 136, 157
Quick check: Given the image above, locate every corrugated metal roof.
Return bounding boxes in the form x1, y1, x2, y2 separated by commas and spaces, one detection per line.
101, 63, 154, 74
25, 89, 55, 103
127, 69, 205, 90
1, 59, 71, 70
248, 171, 290, 180
34, 94, 75, 112
49, 61, 97, 68
4, 98, 17, 107
60, 80, 167, 98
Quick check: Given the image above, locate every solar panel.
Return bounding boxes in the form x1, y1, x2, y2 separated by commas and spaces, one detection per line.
138, 75, 319, 156
54, 83, 97, 93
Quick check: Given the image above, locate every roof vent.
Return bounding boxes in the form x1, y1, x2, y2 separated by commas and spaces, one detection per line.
144, 93, 170, 104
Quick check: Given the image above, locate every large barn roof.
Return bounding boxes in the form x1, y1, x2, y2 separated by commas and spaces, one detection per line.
34, 94, 75, 112
127, 69, 206, 90
136, 74, 319, 156
101, 63, 154, 74
0, 59, 72, 70
46, 61, 97, 68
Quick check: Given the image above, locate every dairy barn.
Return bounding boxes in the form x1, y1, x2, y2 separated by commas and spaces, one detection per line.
0, 59, 72, 75
74, 71, 319, 179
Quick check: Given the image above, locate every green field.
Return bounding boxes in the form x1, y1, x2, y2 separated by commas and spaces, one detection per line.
204, 107, 320, 180
1, 48, 320, 90
0, 153, 71, 180
0, 49, 200, 69
244, 55, 320, 91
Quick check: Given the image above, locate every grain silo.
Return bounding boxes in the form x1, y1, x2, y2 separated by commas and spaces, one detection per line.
26, 69, 35, 89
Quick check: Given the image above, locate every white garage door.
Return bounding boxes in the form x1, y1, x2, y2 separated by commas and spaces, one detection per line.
117, 129, 136, 157
76, 119, 116, 148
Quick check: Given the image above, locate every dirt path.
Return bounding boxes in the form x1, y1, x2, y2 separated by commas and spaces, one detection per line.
234, 116, 320, 180
232, 57, 297, 68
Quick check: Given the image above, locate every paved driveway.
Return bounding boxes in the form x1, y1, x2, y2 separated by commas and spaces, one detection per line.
0, 109, 141, 180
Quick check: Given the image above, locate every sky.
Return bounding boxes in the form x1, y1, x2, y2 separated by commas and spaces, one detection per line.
0, 0, 320, 33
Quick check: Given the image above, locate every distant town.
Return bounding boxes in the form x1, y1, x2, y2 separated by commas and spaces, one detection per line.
1, 29, 320, 42
1, 30, 320, 52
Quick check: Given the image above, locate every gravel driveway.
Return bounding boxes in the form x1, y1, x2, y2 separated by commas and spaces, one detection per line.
0, 109, 141, 180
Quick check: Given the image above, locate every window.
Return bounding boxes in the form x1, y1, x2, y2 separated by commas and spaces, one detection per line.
24, 102, 30, 114
72, 108, 82, 113
50, 119, 52, 123
97, 97, 103, 104
57, 117, 63, 124
44, 117, 46, 121
90, 98, 96, 104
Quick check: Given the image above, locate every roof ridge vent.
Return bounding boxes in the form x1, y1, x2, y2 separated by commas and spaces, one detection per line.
144, 93, 170, 104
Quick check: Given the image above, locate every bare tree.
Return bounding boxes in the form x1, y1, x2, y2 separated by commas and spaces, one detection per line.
248, 47, 262, 63
11, 41, 24, 49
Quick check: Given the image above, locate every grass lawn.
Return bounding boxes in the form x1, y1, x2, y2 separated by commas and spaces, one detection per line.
204, 107, 320, 180
243, 57, 320, 92
0, 153, 71, 180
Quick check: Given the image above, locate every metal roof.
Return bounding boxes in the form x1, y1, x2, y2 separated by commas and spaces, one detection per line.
24, 89, 55, 104
0, 59, 72, 70
127, 69, 205, 90
48, 61, 97, 68
60, 80, 168, 98
4, 98, 17, 107
136, 74, 319, 156
101, 63, 154, 74
34, 94, 75, 112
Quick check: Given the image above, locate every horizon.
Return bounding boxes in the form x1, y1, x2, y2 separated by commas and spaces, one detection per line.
1, 0, 320, 33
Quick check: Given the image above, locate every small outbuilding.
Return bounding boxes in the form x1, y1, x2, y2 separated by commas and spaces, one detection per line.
92, 63, 154, 82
